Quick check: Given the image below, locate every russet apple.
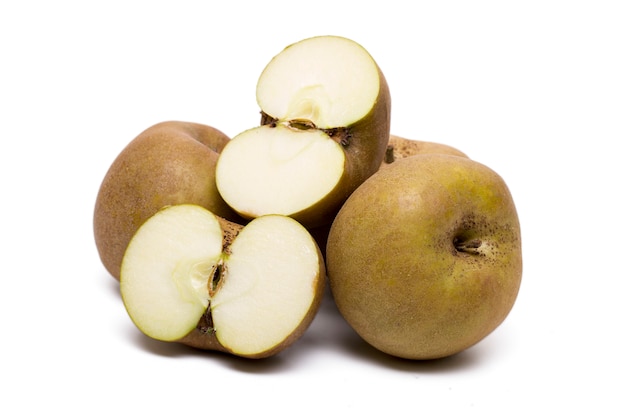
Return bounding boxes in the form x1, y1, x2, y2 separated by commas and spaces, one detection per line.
380, 134, 468, 169
326, 153, 522, 360
94, 121, 242, 280
215, 35, 391, 228
120, 204, 326, 359
311, 134, 469, 257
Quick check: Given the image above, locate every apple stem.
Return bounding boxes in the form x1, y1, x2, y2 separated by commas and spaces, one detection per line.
384, 145, 395, 164
454, 238, 483, 255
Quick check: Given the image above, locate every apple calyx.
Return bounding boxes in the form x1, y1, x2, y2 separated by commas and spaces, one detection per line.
197, 303, 217, 336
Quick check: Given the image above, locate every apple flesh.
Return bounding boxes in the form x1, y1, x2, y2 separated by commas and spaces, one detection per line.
216, 35, 391, 228
120, 204, 326, 359
326, 154, 522, 360
93, 121, 242, 280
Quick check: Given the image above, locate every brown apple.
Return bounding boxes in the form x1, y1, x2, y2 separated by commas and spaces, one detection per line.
94, 121, 242, 280
327, 154, 522, 360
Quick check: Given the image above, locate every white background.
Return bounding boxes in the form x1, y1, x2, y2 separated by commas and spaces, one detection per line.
2, 1, 624, 415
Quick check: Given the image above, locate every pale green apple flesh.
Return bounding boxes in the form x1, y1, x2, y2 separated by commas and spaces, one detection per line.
210, 213, 322, 354
120, 204, 325, 358
215, 35, 391, 228
256, 36, 381, 129
215, 124, 345, 219
121, 204, 223, 341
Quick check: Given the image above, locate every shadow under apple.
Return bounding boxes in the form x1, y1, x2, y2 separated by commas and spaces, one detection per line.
285, 283, 491, 373
113, 274, 497, 375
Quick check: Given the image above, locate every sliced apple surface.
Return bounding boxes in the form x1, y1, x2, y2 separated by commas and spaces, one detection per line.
120, 204, 223, 342
215, 35, 391, 228
210, 214, 323, 356
256, 35, 381, 129
216, 124, 345, 221
120, 204, 325, 358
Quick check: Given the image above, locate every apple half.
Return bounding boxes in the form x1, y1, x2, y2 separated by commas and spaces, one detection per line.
120, 204, 326, 359
215, 35, 391, 228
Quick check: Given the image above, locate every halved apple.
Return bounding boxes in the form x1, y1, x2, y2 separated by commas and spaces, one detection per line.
120, 204, 325, 359
215, 35, 391, 228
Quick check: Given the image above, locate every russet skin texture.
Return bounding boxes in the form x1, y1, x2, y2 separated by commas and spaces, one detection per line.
326, 154, 522, 360
380, 134, 468, 169
94, 121, 242, 280
312, 134, 467, 258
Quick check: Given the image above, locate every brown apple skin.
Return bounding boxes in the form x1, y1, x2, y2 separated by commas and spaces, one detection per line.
326, 154, 522, 360
259, 67, 391, 229
179, 216, 327, 359
332, 68, 392, 196
94, 121, 243, 280
380, 134, 469, 168
310, 134, 466, 255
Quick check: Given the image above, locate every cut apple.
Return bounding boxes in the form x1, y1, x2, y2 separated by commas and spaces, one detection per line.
120, 204, 325, 358
216, 124, 345, 220
256, 36, 381, 129
215, 35, 391, 228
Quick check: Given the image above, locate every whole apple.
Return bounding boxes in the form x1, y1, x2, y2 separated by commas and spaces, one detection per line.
326, 154, 523, 360
380, 134, 469, 168
93, 121, 242, 280
312, 134, 468, 257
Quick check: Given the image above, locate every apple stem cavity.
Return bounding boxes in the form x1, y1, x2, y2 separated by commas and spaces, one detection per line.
454, 237, 484, 255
